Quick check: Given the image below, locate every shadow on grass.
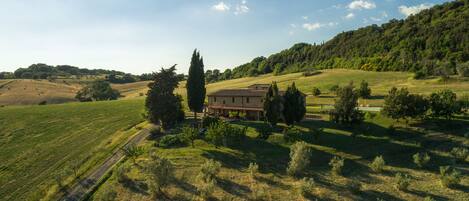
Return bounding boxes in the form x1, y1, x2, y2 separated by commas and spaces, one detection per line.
360, 190, 405, 201
217, 177, 251, 198
406, 189, 450, 201
121, 178, 149, 195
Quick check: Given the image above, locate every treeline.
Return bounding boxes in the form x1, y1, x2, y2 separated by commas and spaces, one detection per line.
206, 0, 469, 82
1, 63, 187, 83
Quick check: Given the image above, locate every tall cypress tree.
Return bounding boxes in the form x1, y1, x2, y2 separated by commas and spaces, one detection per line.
187, 49, 206, 122
263, 82, 282, 127
283, 82, 306, 125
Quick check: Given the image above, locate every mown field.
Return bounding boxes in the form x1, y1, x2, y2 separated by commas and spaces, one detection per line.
93, 112, 469, 200
0, 99, 145, 201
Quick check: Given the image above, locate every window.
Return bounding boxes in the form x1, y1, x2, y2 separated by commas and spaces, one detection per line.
246, 97, 250, 103
232, 97, 235, 103
214, 97, 217, 102
223, 100, 226, 104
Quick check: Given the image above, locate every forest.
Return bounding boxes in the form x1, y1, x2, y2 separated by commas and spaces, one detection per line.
206, 0, 469, 83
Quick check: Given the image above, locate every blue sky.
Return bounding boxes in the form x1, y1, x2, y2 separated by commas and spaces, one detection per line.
0, 0, 449, 74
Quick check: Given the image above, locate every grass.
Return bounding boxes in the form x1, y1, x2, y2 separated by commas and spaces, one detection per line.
94, 114, 469, 201
0, 99, 145, 201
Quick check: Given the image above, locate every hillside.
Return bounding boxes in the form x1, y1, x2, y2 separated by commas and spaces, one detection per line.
216, 0, 468, 80
0, 99, 145, 201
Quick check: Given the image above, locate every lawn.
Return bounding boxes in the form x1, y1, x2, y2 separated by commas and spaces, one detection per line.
0, 99, 145, 201
93, 114, 469, 201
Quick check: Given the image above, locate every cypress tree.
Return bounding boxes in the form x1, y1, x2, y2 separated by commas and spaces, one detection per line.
263, 82, 282, 127
187, 49, 206, 123
283, 82, 306, 125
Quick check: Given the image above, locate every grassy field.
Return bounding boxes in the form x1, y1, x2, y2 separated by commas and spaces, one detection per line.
94, 114, 469, 201
0, 99, 145, 201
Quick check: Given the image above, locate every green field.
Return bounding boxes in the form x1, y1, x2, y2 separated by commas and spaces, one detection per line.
0, 99, 145, 201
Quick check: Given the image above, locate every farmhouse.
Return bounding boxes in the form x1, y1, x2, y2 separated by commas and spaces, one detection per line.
207, 84, 306, 120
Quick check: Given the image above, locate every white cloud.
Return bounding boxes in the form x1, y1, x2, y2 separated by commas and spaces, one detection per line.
212, 2, 230, 12
302, 16, 309, 20
348, 0, 376, 10
290, 23, 297, 28
302, 23, 322, 31
398, 3, 433, 16
234, 0, 249, 15
302, 22, 337, 31
345, 13, 355, 19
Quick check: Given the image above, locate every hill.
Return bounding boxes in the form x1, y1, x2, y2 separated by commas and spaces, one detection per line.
208, 0, 469, 81
0, 99, 145, 201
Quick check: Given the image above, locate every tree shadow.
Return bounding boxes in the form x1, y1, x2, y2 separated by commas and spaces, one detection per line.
217, 177, 251, 198
174, 179, 198, 195
121, 178, 149, 195
406, 189, 450, 201
360, 190, 406, 201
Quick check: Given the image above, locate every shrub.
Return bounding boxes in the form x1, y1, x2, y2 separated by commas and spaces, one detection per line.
312, 87, 321, 96
297, 177, 315, 198
247, 162, 259, 181
197, 177, 216, 201
146, 155, 175, 195
287, 141, 311, 177
395, 173, 411, 191
157, 134, 184, 148
181, 126, 199, 147
329, 156, 345, 176
439, 166, 461, 188
202, 116, 220, 128
206, 122, 247, 148
413, 70, 426, 79
370, 156, 385, 173
450, 147, 468, 163
121, 145, 145, 163
38, 100, 47, 105
198, 159, 221, 182
413, 152, 431, 168
257, 126, 272, 140
424, 196, 436, 201
116, 164, 129, 183
456, 62, 469, 77
329, 84, 339, 93
249, 183, 268, 201
283, 127, 302, 142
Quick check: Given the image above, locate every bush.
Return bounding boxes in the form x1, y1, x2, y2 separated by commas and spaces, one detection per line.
329, 84, 339, 93
312, 87, 321, 96
206, 122, 247, 148
146, 155, 175, 195
450, 147, 468, 163
197, 177, 216, 201
249, 183, 268, 201
247, 162, 259, 181
198, 159, 221, 183
202, 116, 221, 128
297, 177, 315, 198
181, 126, 199, 147
287, 141, 311, 177
257, 126, 272, 140
38, 100, 47, 105
116, 164, 129, 183
413, 152, 431, 168
439, 166, 461, 188
370, 156, 385, 173
329, 156, 345, 176
395, 173, 411, 191
122, 145, 145, 163
413, 70, 426, 79
157, 134, 184, 148
283, 127, 303, 142
456, 62, 469, 77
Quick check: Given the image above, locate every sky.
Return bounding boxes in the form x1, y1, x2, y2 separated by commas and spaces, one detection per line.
0, 0, 450, 74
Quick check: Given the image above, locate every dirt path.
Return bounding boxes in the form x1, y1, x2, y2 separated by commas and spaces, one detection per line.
62, 124, 157, 201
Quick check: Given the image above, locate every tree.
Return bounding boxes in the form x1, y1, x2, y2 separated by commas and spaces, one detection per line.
283, 82, 306, 126
145, 65, 185, 129
428, 90, 462, 120
329, 82, 364, 125
145, 154, 175, 196
75, 80, 120, 102
357, 80, 371, 98
312, 87, 321, 96
181, 126, 198, 147
287, 141, 311, 177
187, 49, 206, 123
456, 62, 469, 77
382, 87, 428, 122
263, 82, 283, 127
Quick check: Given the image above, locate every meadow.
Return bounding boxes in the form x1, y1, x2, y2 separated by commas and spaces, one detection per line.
0, 99, 145, 201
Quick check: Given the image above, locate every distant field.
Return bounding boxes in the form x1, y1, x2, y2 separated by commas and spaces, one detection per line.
1, 69, 468, 106
0, 99, 145, 201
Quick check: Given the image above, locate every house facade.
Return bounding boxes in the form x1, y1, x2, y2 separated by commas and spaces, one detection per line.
206, 84, 306, 120
206, 84, 270, 120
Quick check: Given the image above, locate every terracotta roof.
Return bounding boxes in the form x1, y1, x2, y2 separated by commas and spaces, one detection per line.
208, 105, 263, 111
207, 89, 267, 97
